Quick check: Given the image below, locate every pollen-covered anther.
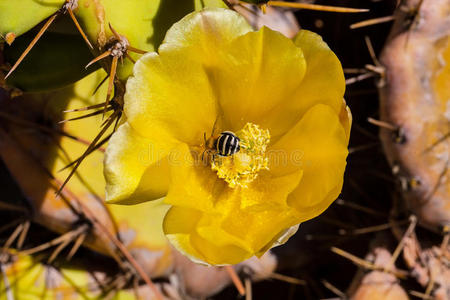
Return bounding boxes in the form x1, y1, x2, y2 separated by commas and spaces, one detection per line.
211, 123, 270, 188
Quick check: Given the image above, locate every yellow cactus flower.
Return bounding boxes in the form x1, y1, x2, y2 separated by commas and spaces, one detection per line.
104, 8, 351, 265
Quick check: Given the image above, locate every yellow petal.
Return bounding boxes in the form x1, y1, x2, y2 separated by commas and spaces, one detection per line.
163, 206, 208, 264
104, 123, 172, 204
104, 9, 350, 266
160, 8, 252, 63
216, 171, 303, 253
164, 206, 251, 265
163, 143, 303, 264
190, 230, 253, 265
292, 30, 345, 114
124, 51, 218, 146
255, 224, 299, 257
271, 104, 348, 220
206, 27, 307, 134
124, 9, 252, 145
264, 30, 346, 141
164, 206, 202, 235
339, 99, 352, 142
164, 143, 223, 211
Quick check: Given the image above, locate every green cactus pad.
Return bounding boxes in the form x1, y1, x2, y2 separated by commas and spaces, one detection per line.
0, 0, 65, 42
4, 31, 98, 92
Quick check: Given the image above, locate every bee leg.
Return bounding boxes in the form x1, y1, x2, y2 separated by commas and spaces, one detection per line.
201, 149, 213, 166
201, 149, 207, 165
212, 153, 219, 166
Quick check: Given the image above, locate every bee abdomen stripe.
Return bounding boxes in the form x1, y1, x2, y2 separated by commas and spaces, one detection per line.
216, 134, 226, 155
223, 134, 230, 155
216, 132, 240, 156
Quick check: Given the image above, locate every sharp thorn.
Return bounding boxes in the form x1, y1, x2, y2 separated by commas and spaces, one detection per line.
108, 23, 122, 41
63, 102, 107, 113
265, 1, 369, 13
59, 107, 112, 124
67, 232, 86, 260
127, 46, 147, 54
5, 14, 57, 79
364, 36, 381, 67
225, 265, 245, 296
104, 56, 118, 116
68, 8, 93, 49
269, 273, 306, 285
125, 53, 136, 64
367, 117, 398, 131
350, 15, 395, 29
85, 50, 111, 69
92, 75, 109, 96
55, 111, 119, 198
59, 132, 111, 172
48, 238, 72, 264
16, 221, 30, 249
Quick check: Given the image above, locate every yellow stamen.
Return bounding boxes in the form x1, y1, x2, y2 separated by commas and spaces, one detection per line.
211, 123, 270, 188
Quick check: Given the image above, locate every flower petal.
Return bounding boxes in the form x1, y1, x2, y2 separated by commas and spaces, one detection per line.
163, 206, 208, 264
104, 9, 350, 266
270, 104, 348, 220
160, 8, 252, 62
163, 143, 303, 264
207, 27, 307, 133
217, 171, 303, 253
151, 10, 309, 137
262, 30, 346, 140
189, 229, 253, 265
104, 123, 172, 204
164, 206, 252, 265
125, 50, 220, 146
164, 143, 226, 211
292, 30, 345, 114
124, 10, 253, 147
339, 99, 352, 142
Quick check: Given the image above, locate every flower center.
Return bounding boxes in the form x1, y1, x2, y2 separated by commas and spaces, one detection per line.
211, 123, 270, 188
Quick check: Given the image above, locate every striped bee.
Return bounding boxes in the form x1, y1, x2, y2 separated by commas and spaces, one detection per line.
202, 129, 241, 163
214, 131, 241, 157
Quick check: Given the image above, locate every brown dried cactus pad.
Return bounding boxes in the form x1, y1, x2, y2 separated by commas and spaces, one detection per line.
350, 248, 408, 300
379, 0, 450, 227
